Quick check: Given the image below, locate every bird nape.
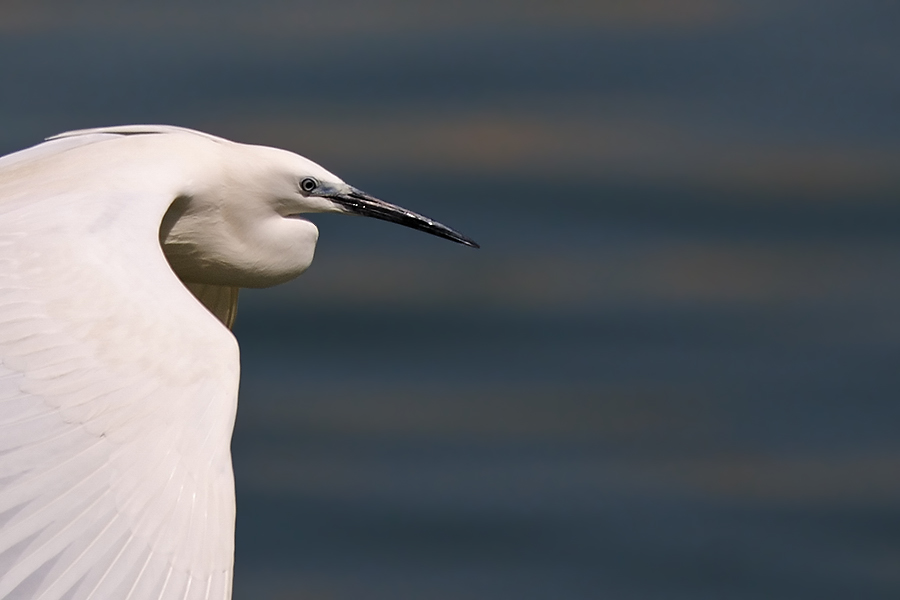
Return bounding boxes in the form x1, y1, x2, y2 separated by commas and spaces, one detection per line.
0, 125, 477, 600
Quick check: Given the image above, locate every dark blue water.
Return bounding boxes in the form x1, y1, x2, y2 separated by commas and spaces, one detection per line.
228, 180, 900, 598
3, 1, 900, 597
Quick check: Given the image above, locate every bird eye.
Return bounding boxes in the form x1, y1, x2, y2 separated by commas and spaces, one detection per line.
300, 178, 318, 193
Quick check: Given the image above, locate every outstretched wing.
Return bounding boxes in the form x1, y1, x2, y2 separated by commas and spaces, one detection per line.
0, 134, 240, 599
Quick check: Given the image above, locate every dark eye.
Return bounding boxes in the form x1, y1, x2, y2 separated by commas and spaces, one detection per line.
300, 177, 318, 193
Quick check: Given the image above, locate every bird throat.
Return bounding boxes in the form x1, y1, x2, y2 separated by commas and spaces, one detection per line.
159, 195, 240, 329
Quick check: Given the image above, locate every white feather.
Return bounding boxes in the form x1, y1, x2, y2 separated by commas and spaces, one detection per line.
0, 130, 240, 600
0, 123, 475, 600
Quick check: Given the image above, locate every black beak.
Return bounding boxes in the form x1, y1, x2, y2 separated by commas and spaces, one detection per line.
327, 188, 479, 248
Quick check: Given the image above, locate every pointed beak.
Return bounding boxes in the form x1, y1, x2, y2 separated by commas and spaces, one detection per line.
325, 187, 479, 248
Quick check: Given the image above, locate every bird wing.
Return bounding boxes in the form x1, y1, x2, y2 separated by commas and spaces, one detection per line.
0, 135, 239, 600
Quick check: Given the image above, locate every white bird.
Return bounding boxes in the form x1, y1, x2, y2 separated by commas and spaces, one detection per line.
0, 125, 477, 600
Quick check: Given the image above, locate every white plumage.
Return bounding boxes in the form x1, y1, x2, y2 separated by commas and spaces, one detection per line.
0, 125, 476, 599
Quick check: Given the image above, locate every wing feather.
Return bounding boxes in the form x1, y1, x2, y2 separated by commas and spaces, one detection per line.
0, 133, 239, 599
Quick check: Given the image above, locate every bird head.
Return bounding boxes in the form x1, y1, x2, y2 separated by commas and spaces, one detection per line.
161, 141, 477, 290
262, 148, 478, 248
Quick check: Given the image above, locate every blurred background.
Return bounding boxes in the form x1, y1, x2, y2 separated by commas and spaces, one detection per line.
3, 0, 900, 598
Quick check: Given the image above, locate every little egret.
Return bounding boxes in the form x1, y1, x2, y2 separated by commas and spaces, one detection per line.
0, 125, 477, 600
